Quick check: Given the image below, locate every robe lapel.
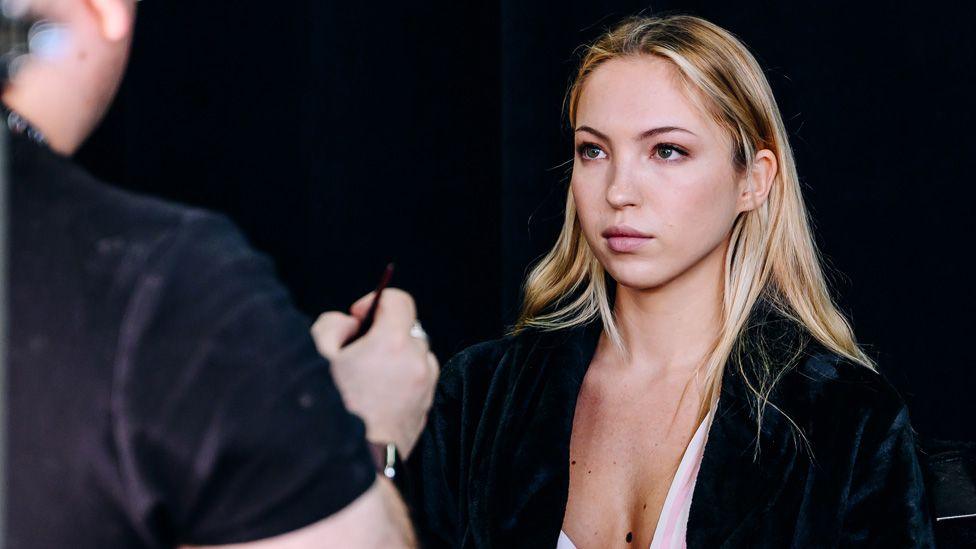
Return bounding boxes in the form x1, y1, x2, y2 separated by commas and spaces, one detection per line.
469, 322, 601, 548
685, 365, 801, 547
687, 306, 814, 547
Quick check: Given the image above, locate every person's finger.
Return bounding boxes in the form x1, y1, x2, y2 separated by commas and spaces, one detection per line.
310, 311, 359, 358
369, 288, 417, 333
349, 291, 377, 321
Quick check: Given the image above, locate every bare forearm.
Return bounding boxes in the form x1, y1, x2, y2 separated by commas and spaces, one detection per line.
377, 476, 418, 548
181, 476, 416, 549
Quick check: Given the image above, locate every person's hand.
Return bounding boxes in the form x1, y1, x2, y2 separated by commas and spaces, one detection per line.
311, 288, 438, 459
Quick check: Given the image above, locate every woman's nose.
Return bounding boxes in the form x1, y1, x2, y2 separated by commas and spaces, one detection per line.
605, 163, 641, 209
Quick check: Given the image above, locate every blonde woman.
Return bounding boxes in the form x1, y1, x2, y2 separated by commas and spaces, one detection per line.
399, 15, 934, 548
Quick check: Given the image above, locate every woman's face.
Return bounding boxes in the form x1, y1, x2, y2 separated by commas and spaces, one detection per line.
571, 55, 763, 292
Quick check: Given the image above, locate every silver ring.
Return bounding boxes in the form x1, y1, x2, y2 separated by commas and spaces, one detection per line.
409, 321, 428, 343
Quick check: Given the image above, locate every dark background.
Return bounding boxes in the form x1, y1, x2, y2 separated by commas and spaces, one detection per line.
77, 1, 976, 443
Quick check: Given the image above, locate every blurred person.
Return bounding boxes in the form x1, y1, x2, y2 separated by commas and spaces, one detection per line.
400, 15, 934, 548
4, 0, 438, 546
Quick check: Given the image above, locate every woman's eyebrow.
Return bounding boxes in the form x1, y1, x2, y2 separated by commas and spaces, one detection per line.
638, 126, 697, 139
574, 125, 698, 141
574, 125, 611, 141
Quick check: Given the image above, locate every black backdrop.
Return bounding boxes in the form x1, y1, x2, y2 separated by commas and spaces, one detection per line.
77, 1, 976, 443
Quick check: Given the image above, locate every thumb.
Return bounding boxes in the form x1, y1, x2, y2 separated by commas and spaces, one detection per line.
310, 311, 360, 359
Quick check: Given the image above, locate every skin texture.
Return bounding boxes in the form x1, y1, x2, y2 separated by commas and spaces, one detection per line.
562, 55, 777, 548
5, 2, 432, 546
184, 479, 417, 549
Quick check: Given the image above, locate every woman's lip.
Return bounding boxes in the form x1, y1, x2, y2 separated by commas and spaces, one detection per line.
606, 236, 653, 253
601, 225, 653, 239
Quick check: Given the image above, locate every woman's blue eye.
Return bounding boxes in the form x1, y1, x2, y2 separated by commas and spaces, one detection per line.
579, 144, 606, 160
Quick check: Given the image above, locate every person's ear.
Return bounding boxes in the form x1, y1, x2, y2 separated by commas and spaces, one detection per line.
85, 0, 134, 42
736, 149, 777, 213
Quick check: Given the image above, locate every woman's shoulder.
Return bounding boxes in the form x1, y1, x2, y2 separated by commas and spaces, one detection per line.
436, 333, 520, 402
777, 343, 911, 431
439, 326, 545, 378
437, 324, 594, 400
739, 301, 909, 426
445, 335, 517, 370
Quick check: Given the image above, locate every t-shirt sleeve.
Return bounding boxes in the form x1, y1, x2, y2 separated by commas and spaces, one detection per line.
110, 210, 376, 545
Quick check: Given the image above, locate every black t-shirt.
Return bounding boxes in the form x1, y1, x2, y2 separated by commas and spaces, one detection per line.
6, 132, 376, 547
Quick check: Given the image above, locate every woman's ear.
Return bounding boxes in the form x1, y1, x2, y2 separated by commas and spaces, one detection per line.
85, 0, 134, 42
736, 149, 777, 213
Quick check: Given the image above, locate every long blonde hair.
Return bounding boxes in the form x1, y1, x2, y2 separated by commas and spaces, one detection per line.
514, 14, 875, 445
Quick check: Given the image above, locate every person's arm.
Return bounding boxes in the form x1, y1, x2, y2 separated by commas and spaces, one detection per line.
183, 478, 416, 549
114, 211, 431, 545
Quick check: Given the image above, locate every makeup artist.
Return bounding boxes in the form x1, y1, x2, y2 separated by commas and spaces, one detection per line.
4, 0, 437, 546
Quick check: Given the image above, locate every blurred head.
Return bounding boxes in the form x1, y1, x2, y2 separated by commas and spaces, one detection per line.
2, 0, 136, 154
517, 15, 873, 429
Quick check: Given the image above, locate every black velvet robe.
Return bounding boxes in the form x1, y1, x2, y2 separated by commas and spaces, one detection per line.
399, 303, 936, 548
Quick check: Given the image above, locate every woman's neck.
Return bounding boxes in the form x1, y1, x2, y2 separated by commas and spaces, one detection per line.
607, 241, 727, 377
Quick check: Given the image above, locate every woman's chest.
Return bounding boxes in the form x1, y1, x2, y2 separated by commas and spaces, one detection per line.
562, 378, 704, 547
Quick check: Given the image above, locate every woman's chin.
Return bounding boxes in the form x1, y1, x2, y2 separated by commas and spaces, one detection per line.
604, 264, 671, 292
